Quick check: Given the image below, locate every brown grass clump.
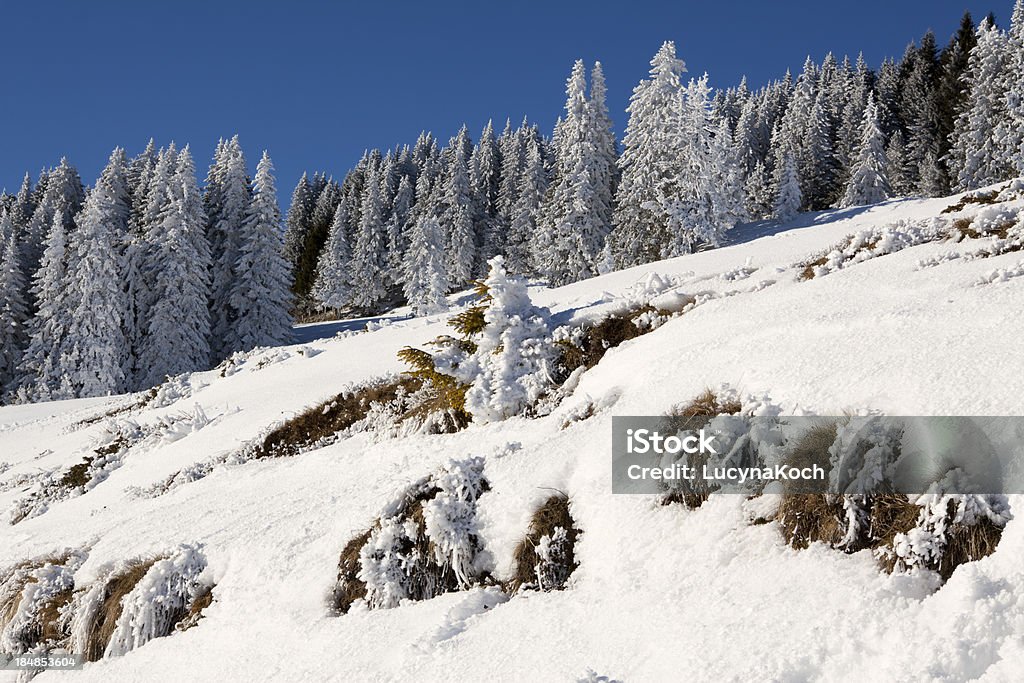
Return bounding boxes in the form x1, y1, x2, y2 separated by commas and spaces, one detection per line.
332, 530, 372, 615
869, 494, 923, 571
254, 376, 422, 459
558, 315, 643, 374
798, 254, 829, 281
81, 560, 158, 662
59, 458, 95, 489
506, 494, 579, 593
782, 422, 838, 495
942, 191, 999, 213
776, 421, 846, 548
175, 585, 214, 632
937, 511, 1003, 581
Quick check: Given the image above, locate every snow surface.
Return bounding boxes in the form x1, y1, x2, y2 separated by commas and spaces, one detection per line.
2, 188, 1024, 681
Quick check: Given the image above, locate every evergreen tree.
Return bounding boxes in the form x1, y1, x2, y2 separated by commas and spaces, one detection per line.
283, 172, 315, 270
937, 13, 978, 174
209, 136, 251, 359
949, 18, 1012, 191
471, 120, 502, 271
349, 161, 390, 311
886, 130, 915, 196
312, 203, 353, 310
842, 95, 892, 207
441, 126, 477, 287
140, 147, 212, 388
230, 152, 293, 351
589, 62, 618, 235
17, 211, 77, 401
65, 148, 131, 396
402, 215, 450, 316
21, 158, 84, 298
744, 160, 773, 219
999, 0, 1024, 175
495, 118, 527, 240
509, 137, 549, 275
8, 174, 35, 242
385, 174, 415, 282
610, 42, 687, 268
0, 215, 28, 394
902, 32, 946, 195
773, 152, 802, 220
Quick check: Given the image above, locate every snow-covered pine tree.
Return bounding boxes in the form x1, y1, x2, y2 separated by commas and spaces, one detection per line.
464, 256, 553, 424
771, 56, 818, 211
805, 93, 840, 209
312, 203, 353, 311
127, 139, 158, 235
609, 42, 687, 268
441, 126, 477, 288
773, 152, 802, 221
471, 120, 502, 272
208, 136, 251, 360
998, 0, 1024, 176
20, 158, 84, 303
0, 215, 28, 395
744, 160, 773, 219
902, 32, 946, 195
230, 152, 293, 351
541, 60, 614, 284
949, 18, 1012, 191
885, 130, 914, 196
139, 147, 212, 388
508, 136, 549, 276
8, 174, 35, 242
495, 118, 527, 242
937, 13, 979, 173
348, 160, 390, 311
16, 211, 77, 401
842, 94, 892, 207
64, 148, 131, 397
283, 172, 315, 270
589, 62, 618, 235
836, 54, 873, 184
402, 215, 450, 317
385, 174, 415, 284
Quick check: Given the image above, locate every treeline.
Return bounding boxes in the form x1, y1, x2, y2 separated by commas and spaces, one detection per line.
0, 138, 292, 403
285, 2, 1024, 318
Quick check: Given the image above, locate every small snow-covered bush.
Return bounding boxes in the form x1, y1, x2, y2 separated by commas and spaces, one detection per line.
507, 494, 579, 593
333, 457, 489, 613
0, 551, 84, 655
69, 545, 210, 661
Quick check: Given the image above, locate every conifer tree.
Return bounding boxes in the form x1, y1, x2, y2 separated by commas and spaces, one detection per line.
21, 158, 84, 297
349, 162, 390, 311
609, 42, 687, 268
950, 18, 1012, 191
140, 147, 212, 387
471, 120, 502, 271
385, 174, 415, 283
999, 0, 1024, 175
509, 137, 549, 276
0, 216, 28, 394
773, 153, 802, 220
441, 126, 477, 287
283, 172, 315, 270
230, 152, 293, 351
842, 95, 892, 207
65, 148, 131, 396
402, 215, 450, 316
312, 203, 354, 311
209, 136, 251, 359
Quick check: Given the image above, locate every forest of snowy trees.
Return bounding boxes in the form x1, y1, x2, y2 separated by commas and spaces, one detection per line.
2, 1, 1024, 404
0, 139, 292, 403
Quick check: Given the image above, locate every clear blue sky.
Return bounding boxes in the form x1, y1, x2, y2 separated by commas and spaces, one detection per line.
0, 1, 1002, 203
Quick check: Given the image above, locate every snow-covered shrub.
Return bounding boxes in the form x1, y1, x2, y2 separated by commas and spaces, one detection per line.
145, 373, 197, 408
334, 457, 489, 613
0, 551, 84, 654
461, 257, 556, 424
69, 545, 210, 661
507, 494, 579, 593
797, 218, 946, 280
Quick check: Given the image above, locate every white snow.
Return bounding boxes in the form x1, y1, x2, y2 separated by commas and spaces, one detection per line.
2, 186, 1024, 681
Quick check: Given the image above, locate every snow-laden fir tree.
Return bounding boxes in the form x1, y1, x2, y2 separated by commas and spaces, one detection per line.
0, 215, 28, 394
208, 136, 251, 360
902, 32, 946, 195
312, 202, 353, 310
282, 172, 315, 270
541, 60, 614, 285
773, 152, 802, 221
471, 120, 502, 271
402, 215, 450, 317
949, 18, 1012, 191
886, 130, 914, 196
495, 119, 527, 238
744, 160, 774, 220
842, 94, 892, 207
349, 161, 391, 311
16, 211, 77, 401
229, 152, 293, 351
8, 174, 35, 241
508, 136, 549, 275
139, 147, 212, 388
64, 148, 131, 397
771, 57, 817, 211
464, 256, 553, 424
20, 158, 84, 299
127, 139, 158, 235
999, 0, 1024, 176
836, 54, 873, 180
610, 42, 687, 268
385, 174, 414, 283
441, 126, 477, 287
589, 62, 618, 234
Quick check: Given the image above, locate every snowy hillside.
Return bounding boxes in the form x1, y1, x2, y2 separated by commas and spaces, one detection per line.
2, 184, 1024, 682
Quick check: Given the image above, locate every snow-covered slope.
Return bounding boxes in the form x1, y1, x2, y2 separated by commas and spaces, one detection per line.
3, 188, 1024, 682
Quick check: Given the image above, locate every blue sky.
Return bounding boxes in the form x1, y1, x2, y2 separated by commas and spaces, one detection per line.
0, 1, 1001, 203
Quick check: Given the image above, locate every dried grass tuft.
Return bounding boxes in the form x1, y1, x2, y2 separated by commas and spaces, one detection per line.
507, 494, 579, 593
81, 560, 158, 662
